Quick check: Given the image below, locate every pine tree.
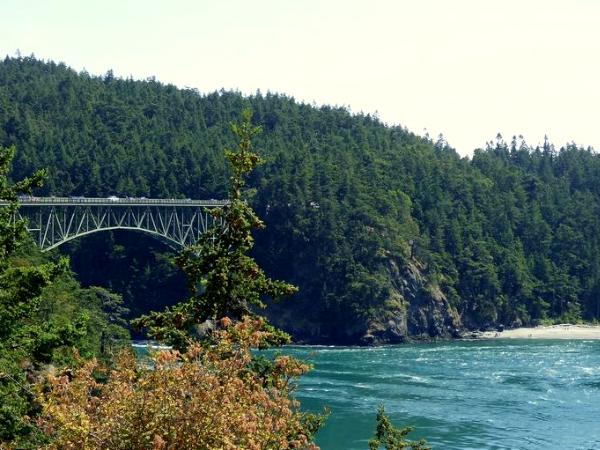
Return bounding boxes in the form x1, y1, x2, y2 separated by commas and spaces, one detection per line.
133, 110, 297, 349
369, 406, 430, 450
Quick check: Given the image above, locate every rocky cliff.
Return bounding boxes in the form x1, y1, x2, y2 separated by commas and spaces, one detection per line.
360, 259, 461, 344
266, 258, 462, 345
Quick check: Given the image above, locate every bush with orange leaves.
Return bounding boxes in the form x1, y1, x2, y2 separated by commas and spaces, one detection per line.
37, 317, 322, 450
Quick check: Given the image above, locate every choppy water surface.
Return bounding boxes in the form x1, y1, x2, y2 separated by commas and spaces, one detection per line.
278, 340, 600, 450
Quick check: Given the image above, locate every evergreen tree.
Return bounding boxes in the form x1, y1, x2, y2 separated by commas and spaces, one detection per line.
133, 110, 297, 349
4, 56, 600, 343
369, 406, 430, 450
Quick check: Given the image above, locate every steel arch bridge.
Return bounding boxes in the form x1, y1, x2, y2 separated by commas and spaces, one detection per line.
3, 197, 227, 251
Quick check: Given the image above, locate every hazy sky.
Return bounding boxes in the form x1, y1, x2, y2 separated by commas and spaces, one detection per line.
2, 0, 599, 155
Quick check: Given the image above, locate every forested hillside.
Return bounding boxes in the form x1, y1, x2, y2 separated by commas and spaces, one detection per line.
2, 55, 599, 343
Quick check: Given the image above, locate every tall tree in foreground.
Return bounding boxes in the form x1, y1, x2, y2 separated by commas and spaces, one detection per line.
37, 111, 322, 449
133, 109, 297, 348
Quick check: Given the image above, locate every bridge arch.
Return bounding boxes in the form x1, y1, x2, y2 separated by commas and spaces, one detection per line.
42, 226, 185, 251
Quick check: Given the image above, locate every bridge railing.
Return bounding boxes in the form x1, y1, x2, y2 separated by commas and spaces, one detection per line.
2, 197, 229, 207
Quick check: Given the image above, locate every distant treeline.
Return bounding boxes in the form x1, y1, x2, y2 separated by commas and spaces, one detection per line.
2, 55, 599, 342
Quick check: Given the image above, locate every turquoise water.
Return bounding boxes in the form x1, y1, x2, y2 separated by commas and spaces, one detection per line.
278, 340, 600, 450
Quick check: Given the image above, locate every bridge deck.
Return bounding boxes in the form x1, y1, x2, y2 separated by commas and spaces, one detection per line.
2, 197, 228, 207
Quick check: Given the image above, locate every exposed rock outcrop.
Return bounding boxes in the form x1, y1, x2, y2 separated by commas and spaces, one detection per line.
266, 257, 462, 345
360, 259, 461, 345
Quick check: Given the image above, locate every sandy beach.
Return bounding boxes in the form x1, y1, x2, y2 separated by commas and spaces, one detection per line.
476, 324, 600, 339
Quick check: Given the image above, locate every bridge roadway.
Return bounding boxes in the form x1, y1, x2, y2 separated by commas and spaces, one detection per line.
14, 196, 227, 207
1, 196, 228, 251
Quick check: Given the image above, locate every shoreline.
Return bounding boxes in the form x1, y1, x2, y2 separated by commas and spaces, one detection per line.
473, 323, 600, 340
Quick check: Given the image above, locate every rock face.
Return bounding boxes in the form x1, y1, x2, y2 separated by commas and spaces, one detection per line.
265, 257, 462, 345
360, 259, 461, 345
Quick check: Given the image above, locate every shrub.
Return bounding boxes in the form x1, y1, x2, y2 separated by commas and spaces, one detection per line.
38, 317, 319, 450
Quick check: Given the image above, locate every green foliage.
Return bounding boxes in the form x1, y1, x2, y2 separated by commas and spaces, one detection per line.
0, 144, 63, 444
130, 111, 326, 442
35, 283, 131, 364
0, 144, 130, 447
3, 56, 600, 343
133, 110, 297, 349
369, 406, 430, 450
